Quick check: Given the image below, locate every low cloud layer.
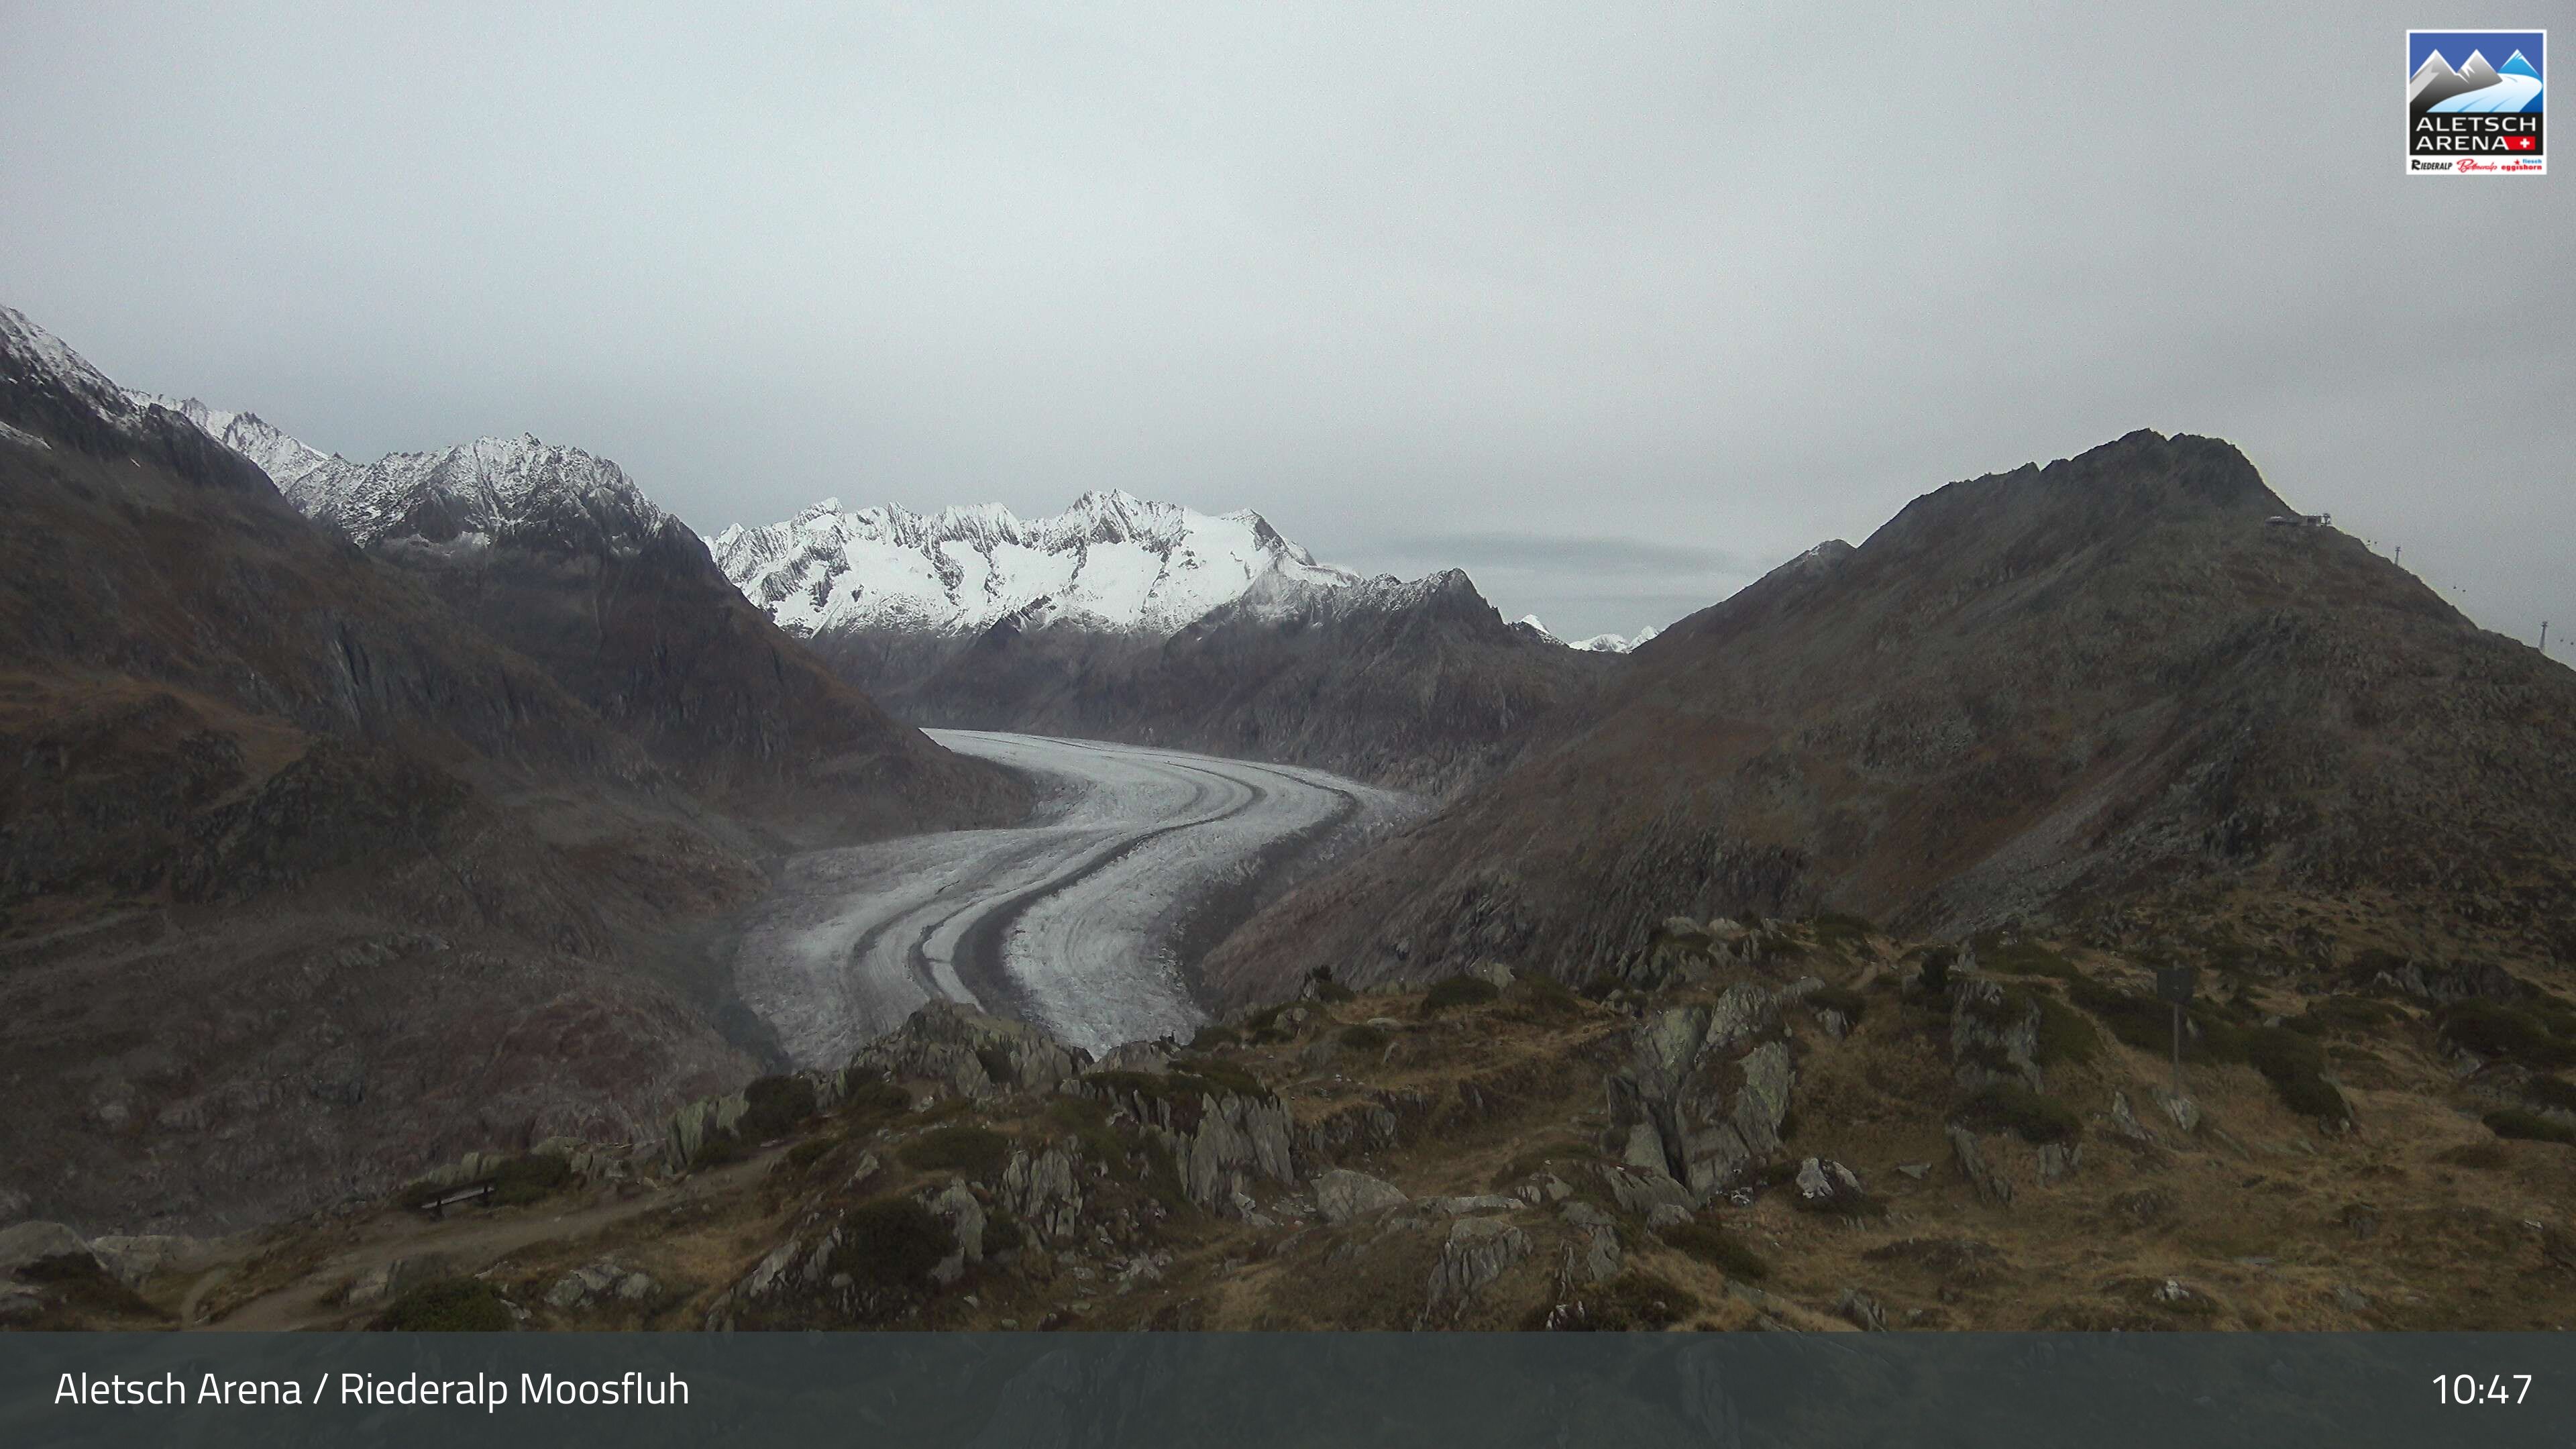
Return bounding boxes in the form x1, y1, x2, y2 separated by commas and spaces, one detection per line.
3, 3, 2567, 646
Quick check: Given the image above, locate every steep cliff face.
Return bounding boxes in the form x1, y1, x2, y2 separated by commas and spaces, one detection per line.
1203, 431, 2576, 1005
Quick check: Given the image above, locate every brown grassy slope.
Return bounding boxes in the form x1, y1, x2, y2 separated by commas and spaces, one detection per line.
1199, 430, 2576, 1004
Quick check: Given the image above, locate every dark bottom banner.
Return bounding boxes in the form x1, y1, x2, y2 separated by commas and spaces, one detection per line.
3, 1332, 2570, 1447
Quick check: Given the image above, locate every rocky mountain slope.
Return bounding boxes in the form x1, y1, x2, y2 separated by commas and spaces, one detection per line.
148, 402, 1026, 845
719, 494, 1619, 794
889, 570, 1619, 794
32, 913, 2576, 1334
1201, 430, 2576, 1008
0, 306, 1018, 1236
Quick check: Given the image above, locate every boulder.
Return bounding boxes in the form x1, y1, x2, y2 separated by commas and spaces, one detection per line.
1073, 1074, 1296, 1216
1947, 1125, 2013, 1208
2108, 1091, 2161, 1144
1178, 1095, 1297, 1212
2155, 1088, 2200, 1133
665, 1092, 749, 1171
849, 999, 1092, 1100
1421, 1217, 1531, 1323
1596, 1163, 1694, 1218
0, 1222, 91, 1277
1001, 1144, 1084, 1243
926, 1181, 985, 1285
545, 1261, 657, 1311
1949, 979, 2043, 1092
1313, 1169, 1408, 1224
1557, 1201, 1622, 1285
1837, 1287, 1888, 1331
2037, 1142, 2082, 1184
1464, 961, 1516, 991
1093, 1040, 1173, 1075
1794, 1157, 1867, 1211
87, 1235, 193, 1290
1619, 1117, 1670, 1173
1602, 985, 1794, 1199
413, 1148, 521, 1192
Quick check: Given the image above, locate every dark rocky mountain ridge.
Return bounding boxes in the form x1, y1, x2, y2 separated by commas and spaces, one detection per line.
178, 419, 1030, 847
822, 568, 1620, 796
0, 306, 1025, 1234
1203, 430, 2576, 1005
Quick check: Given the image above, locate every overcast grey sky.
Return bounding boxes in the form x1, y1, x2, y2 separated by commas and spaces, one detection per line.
3, 2, 2569, 644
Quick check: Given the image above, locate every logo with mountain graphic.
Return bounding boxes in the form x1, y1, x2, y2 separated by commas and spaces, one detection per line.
2409, 30, 2544, 174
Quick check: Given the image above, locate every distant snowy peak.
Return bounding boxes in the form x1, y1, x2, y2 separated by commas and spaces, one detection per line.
1569, 624, 1662, 654
129, 394, 676, 553
123, 392, 336, 493
1, 305, 156, 436
63, 339, 670, 555
716, 491, 1360, 639
1510, 612, 1658, 653
276, 433, 671, 551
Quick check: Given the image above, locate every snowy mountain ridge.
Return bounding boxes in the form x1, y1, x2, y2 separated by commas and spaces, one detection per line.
714, 492, 1362, 639
1512, 613, 1664, 653
113, 388, 675, 555
121, 393, 337, 495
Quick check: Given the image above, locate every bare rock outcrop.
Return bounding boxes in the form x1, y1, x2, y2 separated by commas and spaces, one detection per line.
1949, 979, 2044, 1092
1603, 985, 1795, 1200
853, 1000, 1092, 1100
1313, 1169, 1408, 1224
1421, 1216, 1531, 1324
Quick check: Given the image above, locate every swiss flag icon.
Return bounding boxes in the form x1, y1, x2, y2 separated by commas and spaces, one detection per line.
2505, 136, 2538, 152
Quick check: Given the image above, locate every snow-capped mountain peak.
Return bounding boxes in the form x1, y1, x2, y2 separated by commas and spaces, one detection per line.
276, 433, 671, 551
1568, 624, 1662, 653
122, 392, 338, 492
716, 494, 1360, 639
105, 376, 678, 555
1, 305, 151, 429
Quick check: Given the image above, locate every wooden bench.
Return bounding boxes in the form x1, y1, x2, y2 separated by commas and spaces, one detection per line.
417, 1180, 496, 1219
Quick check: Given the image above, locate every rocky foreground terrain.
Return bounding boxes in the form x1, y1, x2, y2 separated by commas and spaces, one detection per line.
16, 912, 2575, 1332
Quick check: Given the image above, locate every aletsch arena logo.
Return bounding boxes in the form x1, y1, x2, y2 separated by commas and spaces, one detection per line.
2408, 29, 2545, 174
